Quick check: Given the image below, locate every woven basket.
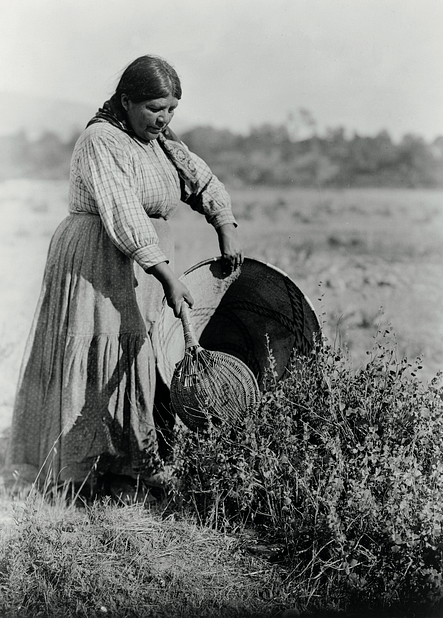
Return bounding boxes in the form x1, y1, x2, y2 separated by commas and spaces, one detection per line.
170, 303, 260, 430
152, 257, 321, 392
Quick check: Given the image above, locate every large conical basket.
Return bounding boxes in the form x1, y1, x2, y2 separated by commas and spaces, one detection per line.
152, 257, 321, 395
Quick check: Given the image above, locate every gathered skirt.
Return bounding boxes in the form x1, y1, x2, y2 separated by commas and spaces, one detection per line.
6, 213, 174, 486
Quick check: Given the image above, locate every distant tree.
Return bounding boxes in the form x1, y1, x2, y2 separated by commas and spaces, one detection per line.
285, 108, 318, 141
397, 134, 439, 187
298, 107, 317, 135
180, 126, 238, 162
242, 123, 290, 151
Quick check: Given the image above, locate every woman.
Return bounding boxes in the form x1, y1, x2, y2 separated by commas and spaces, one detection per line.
6, 55, 242, 499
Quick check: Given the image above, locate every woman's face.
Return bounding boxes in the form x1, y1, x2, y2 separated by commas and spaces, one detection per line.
121, 93, 179, 142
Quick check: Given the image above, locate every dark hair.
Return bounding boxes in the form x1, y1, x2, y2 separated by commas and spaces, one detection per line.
115, 55, 182, 103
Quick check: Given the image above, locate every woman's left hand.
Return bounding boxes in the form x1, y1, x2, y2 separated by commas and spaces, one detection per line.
217, 223, 244, 274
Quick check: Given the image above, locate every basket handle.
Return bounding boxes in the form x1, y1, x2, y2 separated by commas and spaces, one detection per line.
179, 302, 199, 350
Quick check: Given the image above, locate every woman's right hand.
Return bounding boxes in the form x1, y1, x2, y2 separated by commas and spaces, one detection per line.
164, 278, 194, 317
148, 262, 194, 317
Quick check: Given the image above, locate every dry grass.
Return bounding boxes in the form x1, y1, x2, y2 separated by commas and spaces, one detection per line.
0, 481, 293, 618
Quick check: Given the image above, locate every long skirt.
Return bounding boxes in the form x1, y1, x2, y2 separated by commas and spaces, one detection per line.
5, 213, 173, 487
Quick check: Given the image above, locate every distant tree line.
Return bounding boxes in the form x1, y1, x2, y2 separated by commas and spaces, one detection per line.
1, 124, 443, 187
182, 125, 443, 188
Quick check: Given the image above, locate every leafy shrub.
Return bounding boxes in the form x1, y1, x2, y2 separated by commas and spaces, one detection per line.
172, 330, 443, 615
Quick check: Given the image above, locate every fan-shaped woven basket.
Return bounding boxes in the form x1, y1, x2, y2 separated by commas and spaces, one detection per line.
170, 303, 260, 430
152, 257, 321, 393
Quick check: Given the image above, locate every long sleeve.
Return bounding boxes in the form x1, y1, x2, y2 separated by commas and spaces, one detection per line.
180, 145, 237, 229
76, 128, 168, 271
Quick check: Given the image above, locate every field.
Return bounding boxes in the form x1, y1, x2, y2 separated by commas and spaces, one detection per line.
0, 179, 442, 433
1, 179, 443, 616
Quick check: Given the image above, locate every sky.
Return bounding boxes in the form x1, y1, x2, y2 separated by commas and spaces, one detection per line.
1, 0, 443, 141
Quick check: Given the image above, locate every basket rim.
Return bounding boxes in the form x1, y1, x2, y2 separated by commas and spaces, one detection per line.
178, 256, 319, 318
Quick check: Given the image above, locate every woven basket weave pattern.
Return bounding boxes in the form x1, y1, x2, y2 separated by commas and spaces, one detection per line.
170, 303, 260, 430
170, 347, 260, 431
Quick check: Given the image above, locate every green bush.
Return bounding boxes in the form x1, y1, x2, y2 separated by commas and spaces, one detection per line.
172, 330, 443, 615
